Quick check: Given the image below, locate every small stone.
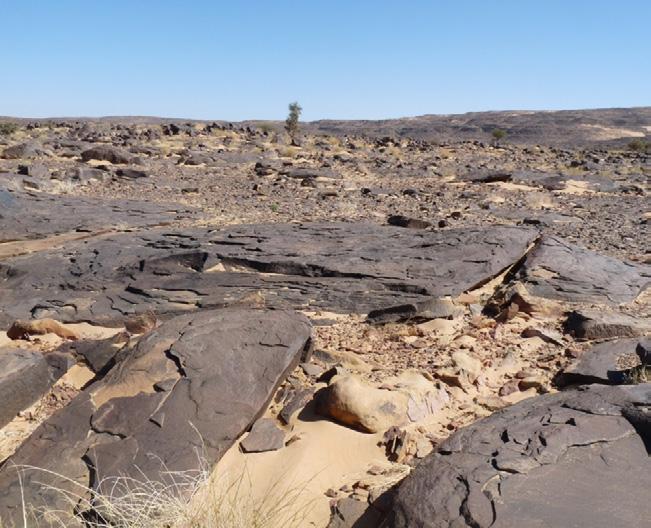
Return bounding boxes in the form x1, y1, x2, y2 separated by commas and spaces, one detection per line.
124, 312, 158, 334
499, 379, 520, 397
452, 351, 481, 382
240, 418, 285, 453
518, 377, 545, 391
300, 362, 324, 377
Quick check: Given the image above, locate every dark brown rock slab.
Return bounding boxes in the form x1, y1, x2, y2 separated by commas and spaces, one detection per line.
559, 338, 648, 386
0, 308, 312, 526
386, 384, 651, 528
1, 141, 46, 160
563, 309, 651, 340
0, 348, 58, 429
514, 236, 651, 304
80, 145, 133, 164
208, 223, 537, 296
0, 223, 538, 326
0, 187, 197, 243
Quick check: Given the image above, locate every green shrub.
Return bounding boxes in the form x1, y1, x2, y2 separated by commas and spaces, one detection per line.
627, 138, 649, 153
0, 122, 19, 136
257, 122, 275, 134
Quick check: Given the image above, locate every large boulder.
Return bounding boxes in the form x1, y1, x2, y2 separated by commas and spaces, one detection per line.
80, 145, 133, 164
316, 372, 449, 433
386, 384, 651, 528
1, 141, 44, 159
0, 308, 312, 526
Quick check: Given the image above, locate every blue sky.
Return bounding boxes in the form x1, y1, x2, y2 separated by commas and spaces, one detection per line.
2, 1, 649, 120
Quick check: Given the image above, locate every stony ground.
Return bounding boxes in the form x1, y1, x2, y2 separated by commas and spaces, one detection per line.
0, 120, 649, 527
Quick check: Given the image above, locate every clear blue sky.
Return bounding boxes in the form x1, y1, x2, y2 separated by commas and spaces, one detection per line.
2, 1, 649, 120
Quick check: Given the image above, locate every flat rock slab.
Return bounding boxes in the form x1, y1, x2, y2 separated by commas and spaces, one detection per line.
206, 224, 536, 295
560, 338, 646, 386
388, 384, 651, 528
0, 223, 538, 326
0, 308, 312, 526
563, 309, 651, 340
514, 236, 651, 304
463, 170, 622, 193
0, 348, 58, 429
0, 188, 197, 243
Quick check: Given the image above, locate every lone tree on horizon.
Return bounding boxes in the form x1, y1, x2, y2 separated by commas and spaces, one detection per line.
285, 102, 302, 145
491, 128, 507, 146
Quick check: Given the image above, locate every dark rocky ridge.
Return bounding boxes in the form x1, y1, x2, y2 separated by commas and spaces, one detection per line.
305, 107, 651, 147
3, 107, 650, 146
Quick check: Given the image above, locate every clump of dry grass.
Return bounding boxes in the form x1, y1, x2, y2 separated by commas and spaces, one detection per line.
9, 457, 312, 528
277, 146, 299, 158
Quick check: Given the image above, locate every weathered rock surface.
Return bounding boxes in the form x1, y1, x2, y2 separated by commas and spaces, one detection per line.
317, 372, 449, 433
0, 308, 312, 526
0, 223, 537, 326
0, 187, 197, 243
0, 348, 60, 429
514, 236, 651, 304
367, 297, 461, 324
80, 145, 134, 164
1, 141, 46, 160
329, 497, 384, 528
559, 338, 647, 385
563, 309, 651, 340
387, 384, 651, 528
317, 375, 411, 433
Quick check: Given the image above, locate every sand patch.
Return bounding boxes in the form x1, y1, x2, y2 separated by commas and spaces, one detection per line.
580, 124, 645, 140
212, 403, 387, 527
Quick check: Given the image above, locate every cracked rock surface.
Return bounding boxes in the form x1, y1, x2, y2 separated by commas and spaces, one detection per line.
0, 185, 197, 243
0, 223, 538, 326
386, 384, 651, 528
0, 308, 312, 527
514, 236, 651, 305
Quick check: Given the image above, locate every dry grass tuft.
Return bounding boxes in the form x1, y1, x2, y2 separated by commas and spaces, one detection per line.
8, 457, 312, 528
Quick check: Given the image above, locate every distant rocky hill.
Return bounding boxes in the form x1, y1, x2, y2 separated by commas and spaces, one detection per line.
303, 107, 651, 147
2, 107, 650, 147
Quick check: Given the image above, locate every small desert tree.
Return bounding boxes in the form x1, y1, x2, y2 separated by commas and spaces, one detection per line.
285, 102, 302, 145
0, 122, 18, 137
627, 138, 649, 153
491, 128, 507, 146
